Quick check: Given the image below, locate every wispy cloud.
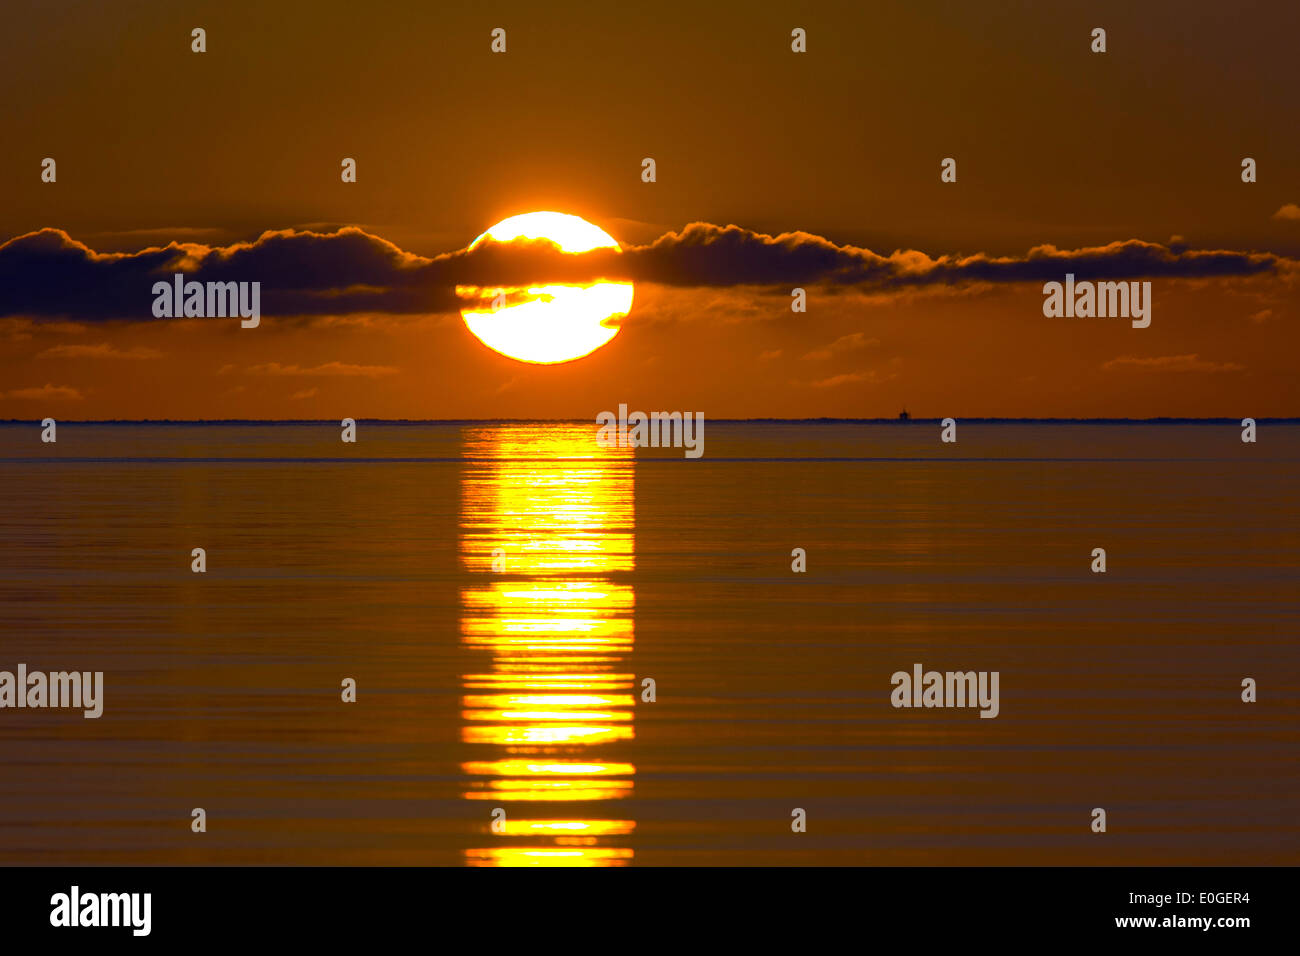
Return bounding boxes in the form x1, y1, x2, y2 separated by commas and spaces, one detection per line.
37, 343, 163, 360
803, 332, 879, 360
245, 361, 398, 378
1102, 354, 1244, 373
805, 365, 902, 389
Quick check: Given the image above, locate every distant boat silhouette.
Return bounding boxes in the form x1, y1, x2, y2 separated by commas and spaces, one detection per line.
898, 409, 910, 421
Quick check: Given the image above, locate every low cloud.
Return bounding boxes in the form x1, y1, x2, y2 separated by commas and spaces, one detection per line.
809, 372, 873, 388
1272, 203, 1300, 221
2, 383, 84, 401
1102, 354, 1245, 373
37, 343, 163, 360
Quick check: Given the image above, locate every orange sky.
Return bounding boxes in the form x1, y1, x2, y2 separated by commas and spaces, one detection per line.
1, 0, 1296, 418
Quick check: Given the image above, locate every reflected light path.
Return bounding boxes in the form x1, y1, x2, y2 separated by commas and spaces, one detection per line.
459, 424, 636, 866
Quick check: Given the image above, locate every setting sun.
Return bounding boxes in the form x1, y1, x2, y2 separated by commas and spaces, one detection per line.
459, 211, 633, 364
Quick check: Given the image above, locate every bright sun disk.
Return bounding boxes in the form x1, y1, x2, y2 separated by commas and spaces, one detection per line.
458, 211, 633, 364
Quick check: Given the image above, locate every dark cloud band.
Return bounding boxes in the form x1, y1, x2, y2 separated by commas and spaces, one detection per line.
0, 223, 1290, 321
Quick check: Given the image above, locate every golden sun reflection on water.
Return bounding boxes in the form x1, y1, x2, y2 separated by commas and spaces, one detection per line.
459, 424, 636, 866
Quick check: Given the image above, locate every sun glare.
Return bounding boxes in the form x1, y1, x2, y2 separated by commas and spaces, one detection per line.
459, 212, 633, 364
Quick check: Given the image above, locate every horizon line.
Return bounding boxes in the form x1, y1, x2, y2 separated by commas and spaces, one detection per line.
1, 417, 1295, 425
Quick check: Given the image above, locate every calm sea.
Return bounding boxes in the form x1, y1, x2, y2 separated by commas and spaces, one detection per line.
0, 421, 1296, 865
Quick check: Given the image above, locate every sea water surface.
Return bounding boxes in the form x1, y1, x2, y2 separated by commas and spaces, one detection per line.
0, 421, 1296, 865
